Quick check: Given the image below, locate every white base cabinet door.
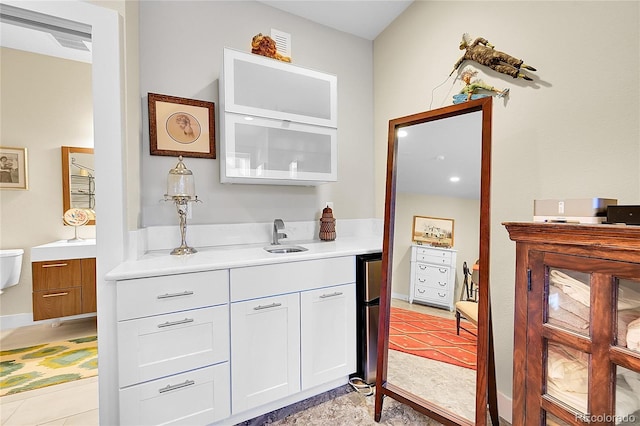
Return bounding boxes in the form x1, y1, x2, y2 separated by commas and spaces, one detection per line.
119, 363, 230, 426
300, 283, 356, 390
231, 293, 300, 413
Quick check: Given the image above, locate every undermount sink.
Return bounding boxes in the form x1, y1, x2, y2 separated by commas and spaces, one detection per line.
263, 245, 308, 254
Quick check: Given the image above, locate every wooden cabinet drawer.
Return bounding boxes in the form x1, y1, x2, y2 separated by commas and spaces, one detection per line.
32, 259, 82, 291
118, 305, 229, 387
119, 363, 230, 426
33, 287, 82, 321
117, 270, 229, 321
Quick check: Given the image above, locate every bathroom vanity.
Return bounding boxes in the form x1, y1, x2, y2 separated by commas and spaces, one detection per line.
106, 231, 380, 426
31, 239, 96, 321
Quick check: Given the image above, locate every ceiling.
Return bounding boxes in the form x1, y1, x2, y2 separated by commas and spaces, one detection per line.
0, 1, 413, 62
257, 0, 413, 40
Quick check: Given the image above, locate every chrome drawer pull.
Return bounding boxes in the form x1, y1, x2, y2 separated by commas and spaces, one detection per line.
418, 265, 427, 270
158, 379, 195, 394
438, 292, 446, 297
254, 302, 282, 310
418, 289, 425, 293
320, 291, 343, 299
439, 268, 447, 273
42, 263, 68, 268
157, 290, 194, 299
418, 278, 426, 283
439, 281, 446, 286
42, 292, 69, 298
157, 318, 194, 328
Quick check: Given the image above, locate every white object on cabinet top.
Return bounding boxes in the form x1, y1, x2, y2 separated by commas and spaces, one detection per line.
31, 239, 96, 261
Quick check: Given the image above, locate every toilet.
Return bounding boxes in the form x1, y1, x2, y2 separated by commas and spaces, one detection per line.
0, 249, 24, 294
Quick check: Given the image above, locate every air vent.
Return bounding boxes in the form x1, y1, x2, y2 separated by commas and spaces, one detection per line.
270, 28, 291, 58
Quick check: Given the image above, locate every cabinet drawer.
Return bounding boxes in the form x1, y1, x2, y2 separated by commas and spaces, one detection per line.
414, 285, 449, 302
32, 259, 82, 291
118, 305, 229, 387
117, 270, 229, 321
119, 363, 230, 426
414, 263, 450, 287
231, 257, 355, 302
33, 287, 82, 321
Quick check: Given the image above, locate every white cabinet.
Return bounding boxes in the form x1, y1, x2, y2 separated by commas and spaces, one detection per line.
300, 283, 356, 390
230, 293, 300, 413
409, 245, 457, 311
116, 270, 230, 425
220, 47, 338, 185
229, 257, 356, 415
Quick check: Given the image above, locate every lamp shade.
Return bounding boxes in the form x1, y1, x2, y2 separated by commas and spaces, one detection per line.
166, 156, 195, 197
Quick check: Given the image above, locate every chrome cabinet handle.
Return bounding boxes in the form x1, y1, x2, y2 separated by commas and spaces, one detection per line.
439, 281, 446, 286
320, 291, 343, 298
43, 292, 69, 298
418, 265, 427, 270
418, 278, 426, 283
157, 290, 194, 299
418, 289, 425, 293
438, 292, 446, 297
439, 268, 447, 273
254, 302, 282, 310
158, 379, 195, 394
157, 318, 194, 328
42, 263, 68, 268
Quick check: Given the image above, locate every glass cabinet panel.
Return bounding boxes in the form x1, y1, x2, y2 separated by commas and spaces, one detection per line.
546, 341, 589, 413
221, 114, 337, 185
547, 268, 591, 336
616, 278, 640, 354
223, 48, 337, 127
615, 366, 640, 424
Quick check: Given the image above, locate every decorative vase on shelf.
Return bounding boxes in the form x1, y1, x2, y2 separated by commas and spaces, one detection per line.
319, 205, 336, 241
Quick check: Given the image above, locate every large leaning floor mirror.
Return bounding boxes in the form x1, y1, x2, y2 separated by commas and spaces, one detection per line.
375, 97, 498, 425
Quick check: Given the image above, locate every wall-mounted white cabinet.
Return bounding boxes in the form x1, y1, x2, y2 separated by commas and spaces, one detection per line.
220, 48, 338, 185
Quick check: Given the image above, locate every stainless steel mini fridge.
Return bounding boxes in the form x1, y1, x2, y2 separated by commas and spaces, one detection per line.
355, 252, 382, 385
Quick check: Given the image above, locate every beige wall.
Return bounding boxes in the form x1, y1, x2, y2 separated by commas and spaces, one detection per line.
138, 1, 375, 226
0, 48, 95, 316
392, 193, 480, 299
374, 0, 640, 405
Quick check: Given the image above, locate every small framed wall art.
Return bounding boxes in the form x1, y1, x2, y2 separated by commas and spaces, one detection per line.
0, 146, 28, 190
412, 215, 454, 248
148, 93, 216, 159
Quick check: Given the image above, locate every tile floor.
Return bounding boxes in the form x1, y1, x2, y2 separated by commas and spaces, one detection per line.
1, 317, 98, 426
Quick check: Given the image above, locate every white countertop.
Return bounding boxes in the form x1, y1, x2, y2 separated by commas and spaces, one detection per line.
106, 236, 382, 281
31, 239, 97, 262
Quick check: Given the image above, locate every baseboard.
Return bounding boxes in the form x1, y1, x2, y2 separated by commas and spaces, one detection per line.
0, 312, 96, 331
497, 390, 512, 424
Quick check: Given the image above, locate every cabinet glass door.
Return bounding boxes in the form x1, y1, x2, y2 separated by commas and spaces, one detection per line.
547, 268, 591, 337
616, 278, 640, 355
546, 341, 589, 413
221, 113, 337, 185
224, 48, 337, 127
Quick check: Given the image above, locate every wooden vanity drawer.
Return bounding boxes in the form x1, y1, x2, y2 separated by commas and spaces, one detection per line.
117, 270, 229, 321
33, 287, 82, 321
118, 304, 229, 387
32, 259, 82, 291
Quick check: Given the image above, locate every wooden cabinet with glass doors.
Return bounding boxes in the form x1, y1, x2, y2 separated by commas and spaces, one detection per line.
504, 222, 640, 426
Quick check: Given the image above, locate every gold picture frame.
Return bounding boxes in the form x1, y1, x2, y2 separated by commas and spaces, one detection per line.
0, 146, 28, 190
412, 215, 454, 248
148, 93, 215, 159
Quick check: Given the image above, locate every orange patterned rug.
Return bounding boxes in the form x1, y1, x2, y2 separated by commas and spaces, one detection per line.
389, 307, 476, 370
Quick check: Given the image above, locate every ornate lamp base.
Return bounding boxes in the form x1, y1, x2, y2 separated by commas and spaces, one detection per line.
171, 245, 198, 255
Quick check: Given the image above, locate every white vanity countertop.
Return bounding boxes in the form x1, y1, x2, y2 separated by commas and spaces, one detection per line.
31, 239, 97, 262
106, 236, 382, 281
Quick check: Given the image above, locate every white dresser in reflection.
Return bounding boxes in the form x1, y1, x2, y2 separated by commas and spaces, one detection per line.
409, 245, 457, 311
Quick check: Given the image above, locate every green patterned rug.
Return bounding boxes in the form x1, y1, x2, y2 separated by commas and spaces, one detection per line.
0, 336, 97, 396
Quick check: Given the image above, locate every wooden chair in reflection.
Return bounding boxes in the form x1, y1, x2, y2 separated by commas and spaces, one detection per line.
456, 260, 479, 336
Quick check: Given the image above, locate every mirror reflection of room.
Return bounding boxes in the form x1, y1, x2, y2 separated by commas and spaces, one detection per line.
61, 146, 96, 225
386, 111, 482, 422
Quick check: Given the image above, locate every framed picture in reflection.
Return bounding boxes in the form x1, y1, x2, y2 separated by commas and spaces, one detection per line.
412, 215, 454, 248
0, 146, 28, 190
148, 93, 215, 159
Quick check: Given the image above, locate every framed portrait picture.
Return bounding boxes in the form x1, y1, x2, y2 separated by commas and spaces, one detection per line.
412, 215, 454, 248
0, 147, 28, 190
148, 93, 215, 159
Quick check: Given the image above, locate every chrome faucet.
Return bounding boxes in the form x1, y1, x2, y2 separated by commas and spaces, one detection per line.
272, 219, 287, 245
